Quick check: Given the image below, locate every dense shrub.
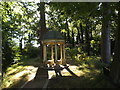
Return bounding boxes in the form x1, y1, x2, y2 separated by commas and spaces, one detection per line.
23, 45, 40, 59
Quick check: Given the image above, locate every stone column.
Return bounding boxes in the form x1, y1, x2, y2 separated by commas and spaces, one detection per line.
51, 45, 54, 60
63, 44, 65, 60
63, 44, 66, 65
43, 44, 47, 63
55, 44, 58, 63
60, 44, 63, 60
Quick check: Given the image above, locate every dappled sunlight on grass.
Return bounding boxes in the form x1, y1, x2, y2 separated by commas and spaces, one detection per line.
59, 65, 85, 77
21, 57, 41, 66
2, 54, 115, 88
2, 63, 38, 88
48, 55, 115, 88
61, 69, 72, 76
13, 71, 31, 79
83, 68, 91, 73
8, 73, 28, 88
74, 56, 103, 78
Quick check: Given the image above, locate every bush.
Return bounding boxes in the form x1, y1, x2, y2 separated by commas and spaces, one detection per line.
23, 45, 40, 59
2, 41, 15, 72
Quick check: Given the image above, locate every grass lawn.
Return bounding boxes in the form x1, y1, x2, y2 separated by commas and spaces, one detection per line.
2, 57, 39, 89
2, 56, 116, 89
48, 56, 116, 88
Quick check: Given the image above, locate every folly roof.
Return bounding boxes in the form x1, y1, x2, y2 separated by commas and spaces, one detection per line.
42, 30, 64, 41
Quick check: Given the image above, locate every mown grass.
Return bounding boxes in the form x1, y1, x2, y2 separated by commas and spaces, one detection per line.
2, 53, 116, 88
48, 56, 116, 88
2, 57, 39, 89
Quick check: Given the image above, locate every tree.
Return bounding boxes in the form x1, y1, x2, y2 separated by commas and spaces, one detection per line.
37, 2, 47, 61
76, 25, 80, 44
66, 18, 71, 44
101, 2, 111, 66
2, 2, 17, 72
84, 19, 91, 55
71, 28, 74, 47
80, 23, 84, 43
1, 2, 38, 71
110, 2, 120, 87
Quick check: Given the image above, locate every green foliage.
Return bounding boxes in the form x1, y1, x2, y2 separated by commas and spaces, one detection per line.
66, 47, 78, 60
1, 2, 39, 72
2, 40, 15, 72
1, 2, 119, 88
2, 62, 38, 88
66, 46, 102, 68
49, 2, 98, 18
90, 39, 101, 55
22, 45, 40, 59
48, 53, 115, 88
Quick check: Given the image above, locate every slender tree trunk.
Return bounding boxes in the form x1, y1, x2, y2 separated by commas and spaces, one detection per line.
89, 22, 93, 40
76, 26, 80, 44
80, 23, 84, 43
28, 33, 31, 44
85, 20, 90, 56
64, 32, 67, 43
76, 27, 80, 44
19, 38, 22, 55
101, 2, 111, 65
66, 19, 71, 44
72, 29, 74, 47
110, 2, 120, 86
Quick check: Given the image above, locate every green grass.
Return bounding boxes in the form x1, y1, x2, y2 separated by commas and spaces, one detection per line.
2, 54, 116, 88
2, 58, 39, 89
48, 56, 116, 88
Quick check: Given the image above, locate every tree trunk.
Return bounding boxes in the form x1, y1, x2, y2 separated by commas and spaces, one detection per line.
39, 2, 47, 40
110, 2, 120, 86
76, 26, 81, 44
66, 19, 71, 44
101, 2, 111, 65
19, 38, 22, 55
85, 21, 90, 56
89, 22, 93, 40
28, 33, 31, 44
64, 32, 67, 43
72, 29, 74, 47
37, 2, 47, 61
80, 23, 84, 43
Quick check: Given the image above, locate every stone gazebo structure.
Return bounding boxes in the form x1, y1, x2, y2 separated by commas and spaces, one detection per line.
42, 30, 66, 67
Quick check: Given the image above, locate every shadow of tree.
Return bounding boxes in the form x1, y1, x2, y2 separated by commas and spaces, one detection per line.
2, 74, 28, 90
20, 67, 49, 88
64, 66, 79, 77
47, 64, 116, 88
47, 73, 116, 88
2, 57, 116, 89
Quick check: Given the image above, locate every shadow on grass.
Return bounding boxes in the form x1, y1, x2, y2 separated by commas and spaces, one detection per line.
2, 74, 28, 90
47, 61, 116, 88
2, 56, 116, 89
21, 67, 49, 88
21, 57, 42, 67
64, 66, 79, 77
48, 73, 116, 88
2, 57, 40, 89
10, 74, 28, 88
3, 67, 49, 89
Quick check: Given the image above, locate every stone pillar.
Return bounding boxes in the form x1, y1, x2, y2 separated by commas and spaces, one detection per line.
43, 44, 47, 63
51, 45, 54, 60
63, 44, 65, 60
63, 44, 66, 65
55, 44, 58, 63
60, 44, 63, 60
